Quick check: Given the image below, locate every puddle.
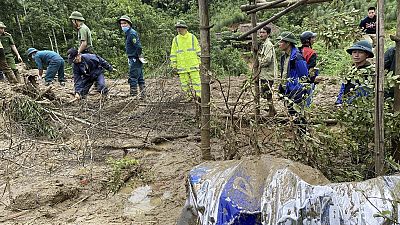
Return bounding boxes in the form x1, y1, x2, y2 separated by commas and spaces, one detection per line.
123, 185, 161, 217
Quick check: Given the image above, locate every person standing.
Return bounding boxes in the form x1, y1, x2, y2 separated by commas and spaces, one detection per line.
0, 22, 22, 83
359, 7, 376, 47
170, 20, 201, 102
277, 31, 309, 134
67, 48, 113, 99
27, 48, 66, 86
118, 15, 145, 98
335, 40, 375, 105
258, 26, 277, 116
299, 31, 318, 107
69, 11, 93, 54
0, 40, 16, 84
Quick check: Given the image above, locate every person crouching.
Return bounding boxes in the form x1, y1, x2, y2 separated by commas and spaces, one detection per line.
67, 48, 114, 100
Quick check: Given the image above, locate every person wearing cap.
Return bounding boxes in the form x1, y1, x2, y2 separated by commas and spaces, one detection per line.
69, 11, 93, 54
27, 48, 66, 86
276, 31, 309, 134
67, 48, 114, 99
0, 40, 16, 84
118, 15, 145, 98
335, 40, 375, 105
170, 20, 201, 101
299, 31, 318, 107
258, 25, 277, 116
0, 22, 21, 83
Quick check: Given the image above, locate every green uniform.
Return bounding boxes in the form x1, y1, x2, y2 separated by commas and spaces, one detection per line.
0, 40, 17, 83
258, 38, 277, 80
78, 23, 93, 51
0, 32, 17, 70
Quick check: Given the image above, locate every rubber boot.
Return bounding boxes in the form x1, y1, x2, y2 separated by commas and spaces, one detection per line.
139, 84, 146, 99
13, 69, 22, 83
130, 87, 138, 97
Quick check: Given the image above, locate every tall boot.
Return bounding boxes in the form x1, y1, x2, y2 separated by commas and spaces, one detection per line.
13, 69, 22, 83
139, 84, 146, 99
130, 87, 138, 97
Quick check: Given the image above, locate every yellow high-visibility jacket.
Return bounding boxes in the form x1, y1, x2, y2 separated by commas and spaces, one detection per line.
170, 32, 201, 74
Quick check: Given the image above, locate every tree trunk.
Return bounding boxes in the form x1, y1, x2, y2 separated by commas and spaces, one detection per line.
198, 0, 212, 160
15, 15, 25, 45
22, 0, 35, 46
49, 35, 54, 51
392, 0, 400, 162
52, 28, 59, 53
251, 1, 260, 154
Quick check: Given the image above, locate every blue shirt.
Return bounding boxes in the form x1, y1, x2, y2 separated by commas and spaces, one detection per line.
125, 27, 142, 58
33, 50, 63, 70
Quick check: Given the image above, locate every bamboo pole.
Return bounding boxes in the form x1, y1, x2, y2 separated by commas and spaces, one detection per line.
395, 0, 400, 112
198, 0, 212, 160
237, 0, 308, 40
240, 0, 331, 11
246, 0, 287, 14
391, 0, 400, 162
251, 1, 260, 154
375, 0, 385, 176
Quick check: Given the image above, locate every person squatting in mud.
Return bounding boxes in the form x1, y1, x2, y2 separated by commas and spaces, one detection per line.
67, 47, 115, 100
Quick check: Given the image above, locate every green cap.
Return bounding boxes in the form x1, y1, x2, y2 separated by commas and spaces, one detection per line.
346, 40, 374, 58
175, 20, 188, 28
0, 22, 6, 28
69, 11, 85, 21
118, 15, 132, 26
276, 31, 297, 44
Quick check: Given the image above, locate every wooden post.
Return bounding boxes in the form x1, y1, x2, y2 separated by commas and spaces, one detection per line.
392, 0, 400, 162
375, 0, 385, 176
395, 0, 400, 112
250, 1, 260, 154
198, 0, 212, 160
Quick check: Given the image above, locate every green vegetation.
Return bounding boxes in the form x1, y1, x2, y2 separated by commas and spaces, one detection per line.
107, 157, 140, 193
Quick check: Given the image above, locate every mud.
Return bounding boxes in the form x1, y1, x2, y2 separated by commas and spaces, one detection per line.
0, 68, 341, 224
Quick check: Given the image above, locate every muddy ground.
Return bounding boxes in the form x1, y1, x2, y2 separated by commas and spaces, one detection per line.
0, 69, 340, 225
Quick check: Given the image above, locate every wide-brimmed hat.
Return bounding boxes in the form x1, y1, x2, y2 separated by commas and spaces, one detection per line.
276, 31, 297, 44
118, 15, 132, 26
346, 40, 374, 58
69, 11, 85, 21
27, 48, 38, 56
175, 20, 188, 28
0, 22, 6, 28
67, 48, 79, 64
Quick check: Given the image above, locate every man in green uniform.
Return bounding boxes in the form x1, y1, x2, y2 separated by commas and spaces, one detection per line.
0, 40, 17, 84
69, 11, 93, 54
0, 22, 22, 83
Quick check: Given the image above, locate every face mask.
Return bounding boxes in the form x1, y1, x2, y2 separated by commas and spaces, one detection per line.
122, 27, 129, 32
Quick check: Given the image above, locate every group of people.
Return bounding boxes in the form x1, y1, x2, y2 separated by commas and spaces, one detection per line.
0, 6, 394, 115
0, 12, 201, 102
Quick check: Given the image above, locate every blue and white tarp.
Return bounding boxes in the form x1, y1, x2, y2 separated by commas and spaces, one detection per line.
178, 156, 400, 225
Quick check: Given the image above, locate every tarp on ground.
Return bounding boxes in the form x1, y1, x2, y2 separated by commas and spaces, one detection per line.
177, 156, 400, 225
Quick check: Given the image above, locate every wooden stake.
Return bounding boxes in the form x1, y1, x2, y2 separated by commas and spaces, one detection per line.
375, 0, 385, 176
198, 0, 212, 160
240, 0, 331, 11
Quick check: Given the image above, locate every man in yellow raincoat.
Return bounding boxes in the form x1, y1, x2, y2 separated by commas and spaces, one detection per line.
170, 20, 201, 101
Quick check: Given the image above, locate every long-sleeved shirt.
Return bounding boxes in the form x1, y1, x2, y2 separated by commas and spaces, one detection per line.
33, 50, 64, 70
72, 53, 113, 78
125, 27, 142, 59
